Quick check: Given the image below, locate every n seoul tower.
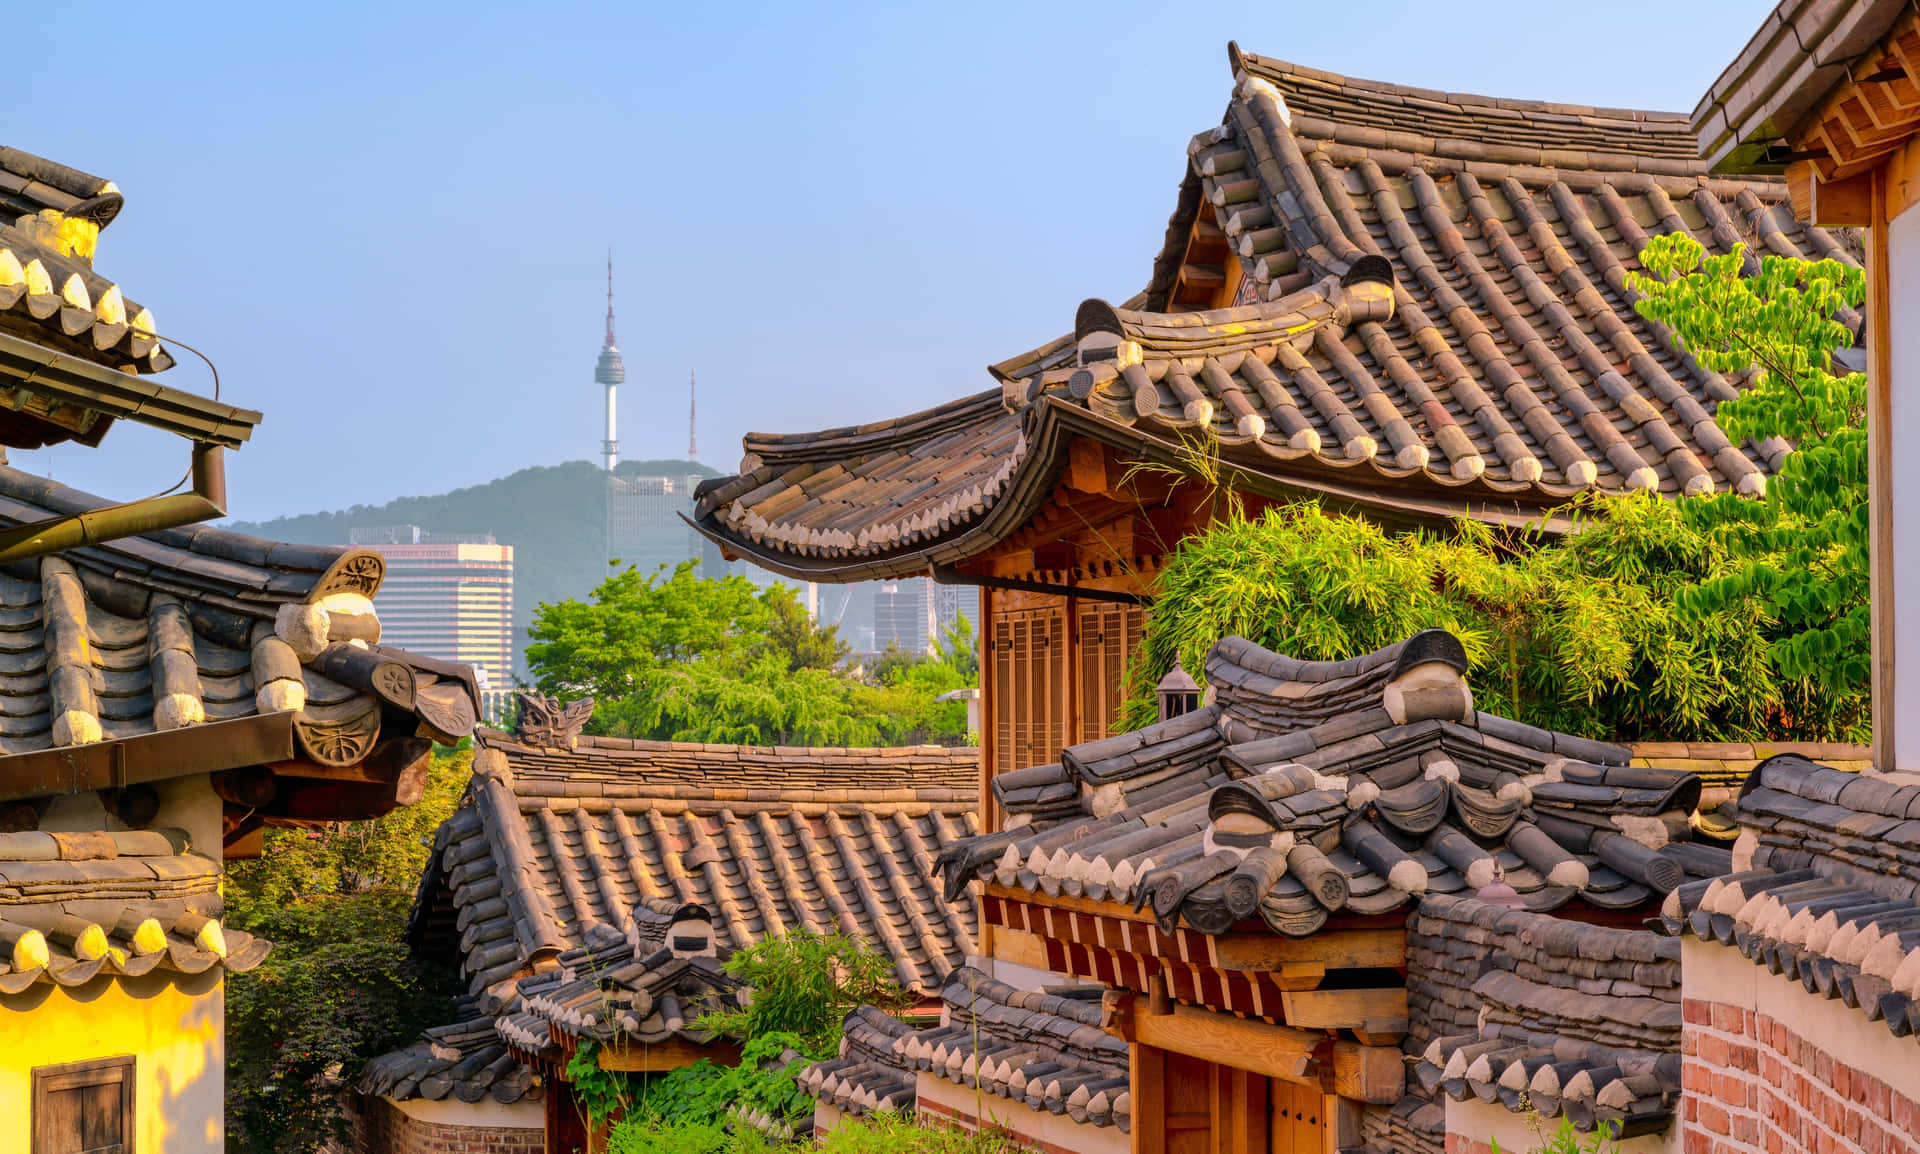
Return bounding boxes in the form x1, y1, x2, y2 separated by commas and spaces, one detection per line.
595, 255, 624, 471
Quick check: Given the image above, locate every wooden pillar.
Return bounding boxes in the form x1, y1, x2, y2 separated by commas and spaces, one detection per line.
1872, 137, 1920, 772
1065, 594, 1081, 747
979, 584, 998, 833
1871, 168, 1899, 770
1131, 1043, 1166, 1154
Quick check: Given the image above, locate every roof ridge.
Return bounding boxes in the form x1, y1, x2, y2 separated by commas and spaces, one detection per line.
736, 387, 1005, 461
1229, 44, 1694, 128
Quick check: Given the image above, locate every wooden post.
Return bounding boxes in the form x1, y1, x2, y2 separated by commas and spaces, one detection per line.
1132, 1043, 1167, 1154
1065, 594, 1081, 746
1872, 168, 1898, 770
977, 584, 997, 962
979, 584, 997, 834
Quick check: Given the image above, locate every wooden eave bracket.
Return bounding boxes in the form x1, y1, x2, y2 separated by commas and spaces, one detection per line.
1788, 160, 1873, 226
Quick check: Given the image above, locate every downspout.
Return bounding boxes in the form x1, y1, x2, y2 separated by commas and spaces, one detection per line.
0, 440, 225, 564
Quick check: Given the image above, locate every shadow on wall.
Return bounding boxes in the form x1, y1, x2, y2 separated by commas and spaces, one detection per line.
0, 969, 224, 1154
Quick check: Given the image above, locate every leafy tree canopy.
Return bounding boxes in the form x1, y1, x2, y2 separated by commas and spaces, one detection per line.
1122, 495, 1864, 742
1628, 235, 1868, 697
528, 562, 975, 746
223, 747, 469, 1152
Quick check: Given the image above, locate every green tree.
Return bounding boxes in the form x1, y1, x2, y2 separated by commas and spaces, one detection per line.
1121, 497, 1860, 742
1628, 235, 1869, 701
223, 746, 471, 1152
529, 566, 973, 746
933, 614, 979, 682
526, 562, 775, 701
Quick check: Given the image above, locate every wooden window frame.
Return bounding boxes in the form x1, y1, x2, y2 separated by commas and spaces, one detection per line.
32, 1054, 135, 1154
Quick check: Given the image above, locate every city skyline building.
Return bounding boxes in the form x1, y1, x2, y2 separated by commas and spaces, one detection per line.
352, 525, 516, 716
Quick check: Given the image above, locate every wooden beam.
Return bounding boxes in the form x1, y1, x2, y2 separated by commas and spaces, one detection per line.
1279, 988, 1409, 1031
1351, 1018, 1410, 1046
1322, 1093, 1364, 1154
1120, 1001, 1318, 1083
1208, 928, 1405, 972
1329, 1041, 1405, 1105
1799, 162, 1873, 226
1272, 963, 1327, 991
595, 1036, 739, 1072
990, 925, 1049, 972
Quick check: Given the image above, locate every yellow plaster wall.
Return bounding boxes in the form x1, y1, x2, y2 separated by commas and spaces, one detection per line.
0, 970, 223, 1154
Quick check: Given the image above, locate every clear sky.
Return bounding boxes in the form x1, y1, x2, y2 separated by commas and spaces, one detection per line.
7, 0, 1774, 523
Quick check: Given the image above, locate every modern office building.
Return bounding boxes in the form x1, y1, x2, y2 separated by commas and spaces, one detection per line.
352, 525, 516, 707
873, 577, 937, 654
605, 472, 711, 576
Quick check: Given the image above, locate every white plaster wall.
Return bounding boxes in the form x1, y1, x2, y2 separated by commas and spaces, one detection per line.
1681, 936, 1920, 1107
1887, 205, 1920, 770
1444, 1097, 1676, 1154
917, 1073, 1130, 1154
384, 1094, 543, 1129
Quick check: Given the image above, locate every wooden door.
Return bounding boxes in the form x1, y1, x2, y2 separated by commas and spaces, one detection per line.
1267, 1079, 1324, 1154
1132, 1045, 1322, 1154
1078, 602, 1148, 742
989, 603, 1069, 775
1165, 1051, 1214, 1154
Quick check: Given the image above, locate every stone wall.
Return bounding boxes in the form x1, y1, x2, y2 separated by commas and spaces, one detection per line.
1680, 937, 1920, 1154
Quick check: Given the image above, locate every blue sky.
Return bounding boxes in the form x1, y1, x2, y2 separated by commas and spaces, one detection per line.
8, 0, 1772, 523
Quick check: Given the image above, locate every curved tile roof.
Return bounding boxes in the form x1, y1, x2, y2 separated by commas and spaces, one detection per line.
0, 145, 174, 380
378, 722, 982, 1102
803, 965, 1131, 1131
0, 468, 481, 780
693, 49, 1851, 582
936, 630, 1723, 935
0, 826, 268, 991
1407, 895, 1682, 1140
1660, 755, 1920, 1041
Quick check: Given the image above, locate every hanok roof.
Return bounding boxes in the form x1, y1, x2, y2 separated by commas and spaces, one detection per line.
1693, 0, 1915, 178
0, 826, 268, 991
1661, 754, 1920, 1040
0, 468, 479, 833
356, 1002, 540, 1107
692, 48, 1848, 582
1406, 895, 1682, 1143
936, 630, 1723, 934
0, 147, 259, 451
378, 722, 982, 1102
803, 965, 1131, 1131
497, 900, 739, 1057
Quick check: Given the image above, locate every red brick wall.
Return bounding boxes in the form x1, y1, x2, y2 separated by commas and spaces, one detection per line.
1681, 996, 1920, 1154
345, 1092, 543, 1154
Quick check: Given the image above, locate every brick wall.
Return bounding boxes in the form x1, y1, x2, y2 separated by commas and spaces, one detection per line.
344, 1092, 543, 1154
1680, 937, 1920, 1154
1681, 997, 1920, 1154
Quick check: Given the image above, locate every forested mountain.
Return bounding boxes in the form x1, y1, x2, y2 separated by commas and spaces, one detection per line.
227, 458, 719, 678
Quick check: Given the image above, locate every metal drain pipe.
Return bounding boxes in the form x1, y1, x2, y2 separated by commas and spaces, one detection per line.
0, 439, 225, 564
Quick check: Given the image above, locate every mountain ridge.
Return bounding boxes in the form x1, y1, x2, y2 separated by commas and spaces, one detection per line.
227, 458, 721, 677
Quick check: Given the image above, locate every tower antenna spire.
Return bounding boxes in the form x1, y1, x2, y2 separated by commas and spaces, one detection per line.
689, 371, 698, 461
604, 249, 616, 345
594, 250, 624, 471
